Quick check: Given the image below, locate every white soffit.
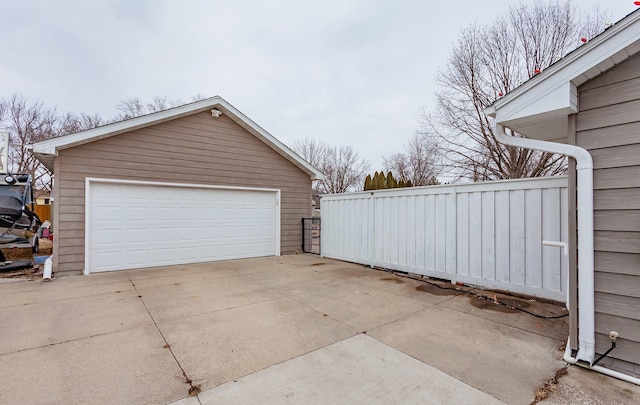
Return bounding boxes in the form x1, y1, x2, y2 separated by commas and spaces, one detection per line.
502, 114, 570, 143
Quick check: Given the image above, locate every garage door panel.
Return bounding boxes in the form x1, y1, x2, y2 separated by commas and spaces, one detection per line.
88, 181, 279, 273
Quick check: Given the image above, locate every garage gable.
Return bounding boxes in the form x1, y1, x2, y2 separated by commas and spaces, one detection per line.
30, 96, 322, 180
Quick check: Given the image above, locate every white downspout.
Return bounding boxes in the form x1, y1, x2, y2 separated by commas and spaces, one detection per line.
494, 124, 595, 365
43, 255, 53, 281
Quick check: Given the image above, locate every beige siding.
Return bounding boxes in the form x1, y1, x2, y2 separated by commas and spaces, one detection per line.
576, 52, 640, 370
54, 111, 311, 275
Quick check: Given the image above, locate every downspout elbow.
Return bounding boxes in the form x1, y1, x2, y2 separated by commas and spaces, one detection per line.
573, 149, 593, 171
494, 124, 592, 168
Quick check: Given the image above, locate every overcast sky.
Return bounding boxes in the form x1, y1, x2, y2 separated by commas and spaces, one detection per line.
1, 1, 636, 170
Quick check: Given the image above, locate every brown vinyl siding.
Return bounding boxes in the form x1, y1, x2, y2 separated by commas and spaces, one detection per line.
53, 110, 311, 274
576, 52, 640, 372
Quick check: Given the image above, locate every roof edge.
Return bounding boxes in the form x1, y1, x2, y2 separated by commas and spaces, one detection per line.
485, 9, 640, 118
31, 96, 323, 180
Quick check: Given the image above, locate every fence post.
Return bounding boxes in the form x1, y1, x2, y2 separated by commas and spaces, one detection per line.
301, 217, 305, 253
371, 192, 375, 267
449, 187, 458, 285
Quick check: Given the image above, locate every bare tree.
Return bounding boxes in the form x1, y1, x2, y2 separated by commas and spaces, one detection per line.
292, 137, 329, 170
322, 146, 370, 193
146, 96, 184, 113
422, 1, 608, 181
59, 111, 104, 134
115, 97, 146, 120
292, 138, 370, 194
384, 133, 441, 186
191, 93, 208, 102
0, 93, 208, 191
0, 94, 105, 191
115, 96, 199, 120
0, 94, 58, 189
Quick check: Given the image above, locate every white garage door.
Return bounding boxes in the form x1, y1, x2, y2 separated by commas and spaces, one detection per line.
86, 179, 279, 273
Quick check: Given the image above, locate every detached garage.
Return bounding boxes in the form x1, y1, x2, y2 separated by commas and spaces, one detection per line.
30, 96, 322, 275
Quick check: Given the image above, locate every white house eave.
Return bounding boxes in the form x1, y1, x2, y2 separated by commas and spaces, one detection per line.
30, 96, 323, 180
484, 9, 640, 138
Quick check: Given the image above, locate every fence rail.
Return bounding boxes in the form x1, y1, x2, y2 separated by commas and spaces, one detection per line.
321, 177, 568, 301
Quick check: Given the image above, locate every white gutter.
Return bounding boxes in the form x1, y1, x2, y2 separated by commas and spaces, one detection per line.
494, 124, 595, 365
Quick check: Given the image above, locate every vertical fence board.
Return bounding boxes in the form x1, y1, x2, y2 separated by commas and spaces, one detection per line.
481, 192, 496, 281
469, 192, 482, 279
525, 189, 543, 289
495, 190, 510, 283
510, 189, 526, 286
399, 197, 408, 267
435, 194, 446, 273
321, 177, 568, 301
542, 188, 561, 292
390, 197, 399, 265
363, 198, 368, 259
446, 192, 457, 276
425, 196, 436, 272
415, 195, 426, 269
407, 196, 417, 269
374, 198, 383, 264
457, 193, 470, 277
383, 197, 391, 264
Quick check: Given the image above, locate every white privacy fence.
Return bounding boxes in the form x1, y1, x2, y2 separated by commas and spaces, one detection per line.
321, 177, 568, 301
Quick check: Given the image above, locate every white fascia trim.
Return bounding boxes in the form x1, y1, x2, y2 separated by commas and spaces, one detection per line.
485, 10, 640, 123
31, 96, 323, 181
496, 82, 577, 125
213, 99, 324, 181
34, 97, 225, 155
274, 189, 281, 257
84, 177, 91, 276
85, 177, 282, 193
83, 177, 282, 275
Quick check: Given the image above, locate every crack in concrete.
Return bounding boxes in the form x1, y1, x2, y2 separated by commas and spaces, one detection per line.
126, 273, 203, 404
0, 327, 149, 356
0, 286, 137, 309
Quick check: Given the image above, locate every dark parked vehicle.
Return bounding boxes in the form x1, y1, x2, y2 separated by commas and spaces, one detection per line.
0, 173, 41, 257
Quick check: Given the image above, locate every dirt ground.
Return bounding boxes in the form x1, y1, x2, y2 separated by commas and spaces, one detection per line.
0, 238, 53, 280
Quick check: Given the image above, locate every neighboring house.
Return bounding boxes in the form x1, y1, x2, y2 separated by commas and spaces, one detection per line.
485, 10, 640, 379
30, 96, 322, 276
34, 194, 52, 223
35, 195, 51, 206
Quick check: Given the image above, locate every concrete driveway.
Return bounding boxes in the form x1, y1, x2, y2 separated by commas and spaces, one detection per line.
0, 255, 637, 404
